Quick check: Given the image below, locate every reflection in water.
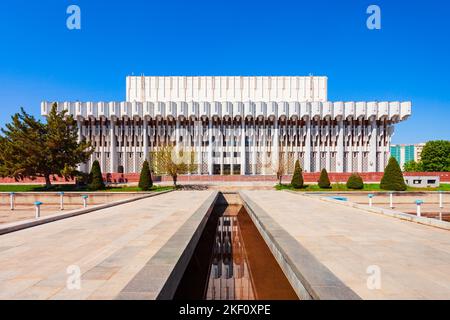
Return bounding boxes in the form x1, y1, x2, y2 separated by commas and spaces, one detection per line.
205, 205, 298, 300
173, 202, 298, 300
206, 214, 255, 300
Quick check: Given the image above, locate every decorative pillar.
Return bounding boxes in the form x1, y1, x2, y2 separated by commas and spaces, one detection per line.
357, 120, 363, 173
220, 121, 224, 175
368, 117, 377, 172
240, 119, 246, 175
325, 119, 331, 172
336, 119, 344, 173
304, 118, 311, 172
100, 119, 106, 173
110, 119, 116, 173
272, 119, 279, 174
143, 118, 149, 161
252, 119, 257, 175
208, 119, 213, 175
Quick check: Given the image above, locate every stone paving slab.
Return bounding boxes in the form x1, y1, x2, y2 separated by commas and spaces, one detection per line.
241, 190, 450, 300
0, 190, 213, 300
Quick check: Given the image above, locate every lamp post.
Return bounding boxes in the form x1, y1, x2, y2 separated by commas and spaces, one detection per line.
34, 201, 43, 219
58, 192, 64, 210
82, 195, 88, 208
368, 194, 374, 207
415, 200, 423, 217
9, 192, 15, 211
389, 192, 394, 209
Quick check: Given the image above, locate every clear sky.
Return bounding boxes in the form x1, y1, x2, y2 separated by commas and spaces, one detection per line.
0, 0, 449, 144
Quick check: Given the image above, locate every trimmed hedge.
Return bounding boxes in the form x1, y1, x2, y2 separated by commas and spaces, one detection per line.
88, 160, 105, 190
318, 168, 331, 189
346, 173, 364, 190
138, 160, 153, 191
380, 157, 407, 191
291, 160, 304, 189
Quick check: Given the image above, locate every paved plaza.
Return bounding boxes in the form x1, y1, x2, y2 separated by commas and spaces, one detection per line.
241, 190, 450, 299
0, 191, 213, 299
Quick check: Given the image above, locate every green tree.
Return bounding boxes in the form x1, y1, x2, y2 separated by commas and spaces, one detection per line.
318, 168, 331, 189
88, 160, 105, 190
380, 157, 407, 191
138, 160, 153, 191
0, 103, 93, 188
403, 160, 423, 172
420, 140, 450, 172
150, 145, 196, 187
346, 173, 364, 190
290, 160, 304, 189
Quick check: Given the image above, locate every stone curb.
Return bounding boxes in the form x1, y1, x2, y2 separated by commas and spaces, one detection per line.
294, 191, 450, 231
116, 191, 219, 300
239, 191, 361, 300
0, 190, 174, 236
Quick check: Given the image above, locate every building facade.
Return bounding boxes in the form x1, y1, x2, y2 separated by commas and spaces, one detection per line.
390, 143, 425, 170
41, 76, 412, 175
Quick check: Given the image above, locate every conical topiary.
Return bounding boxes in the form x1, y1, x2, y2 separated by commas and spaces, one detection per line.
318, 168, 331, 189
88, 160, 105, 190
291, 160, 304, 189
138, 160, 153, 191
380, 157, 407, 191
346, 173, 364, 190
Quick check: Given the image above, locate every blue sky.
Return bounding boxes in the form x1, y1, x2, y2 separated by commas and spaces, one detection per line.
0, 0, 449, 144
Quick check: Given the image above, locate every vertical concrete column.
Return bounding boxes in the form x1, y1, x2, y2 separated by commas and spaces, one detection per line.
347, 122, 353, 173
304, 118, 311, 172
133, 120, 138, 173
100, 120, 106, 173
272, 119, 279, 174
262, 121, 267, 175
220, 120, 224, 175
252, 119, 257, 175
240, 119, 246, 175
336, 119, 344, 173
315, 122, 320, 172
357, 121, 363, 173
197, 120, 202, 175
76, 119, 84, 172
208, 119, 213, 175
325, 120, 331, 172
143, 118, 149, 161
110, 119, 116, 173
368, 118, 377, 172
230, 122, 234, 175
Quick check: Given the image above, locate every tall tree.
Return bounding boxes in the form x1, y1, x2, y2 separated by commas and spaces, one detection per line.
0, 103, 93, 188
318, 168, 331, 189
138, 160, 153, 191
291, 160, 304, 189
420, 140, 450, 172
150, 145, 195, 187
380, 157, 407, 191
403, 160, 423, 172
89, 160, 105, 190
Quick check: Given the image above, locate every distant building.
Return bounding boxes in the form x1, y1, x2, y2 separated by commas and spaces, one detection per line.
41, 76, 412, 175
390, 143, 425, 169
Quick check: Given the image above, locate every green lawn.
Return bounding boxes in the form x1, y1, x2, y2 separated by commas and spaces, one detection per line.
0, 184, 174, 193
276, 183, 450, 192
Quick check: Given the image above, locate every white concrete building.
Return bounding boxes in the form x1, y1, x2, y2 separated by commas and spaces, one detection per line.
41, 76, 411, 175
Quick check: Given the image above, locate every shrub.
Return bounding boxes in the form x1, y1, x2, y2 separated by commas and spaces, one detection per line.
346, 173, 364, 190
318, 169, 331, 189
291, 160, 304, 189
380, 157, 407, 191
138, 160, 153, 191
88, 160, 105, 190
